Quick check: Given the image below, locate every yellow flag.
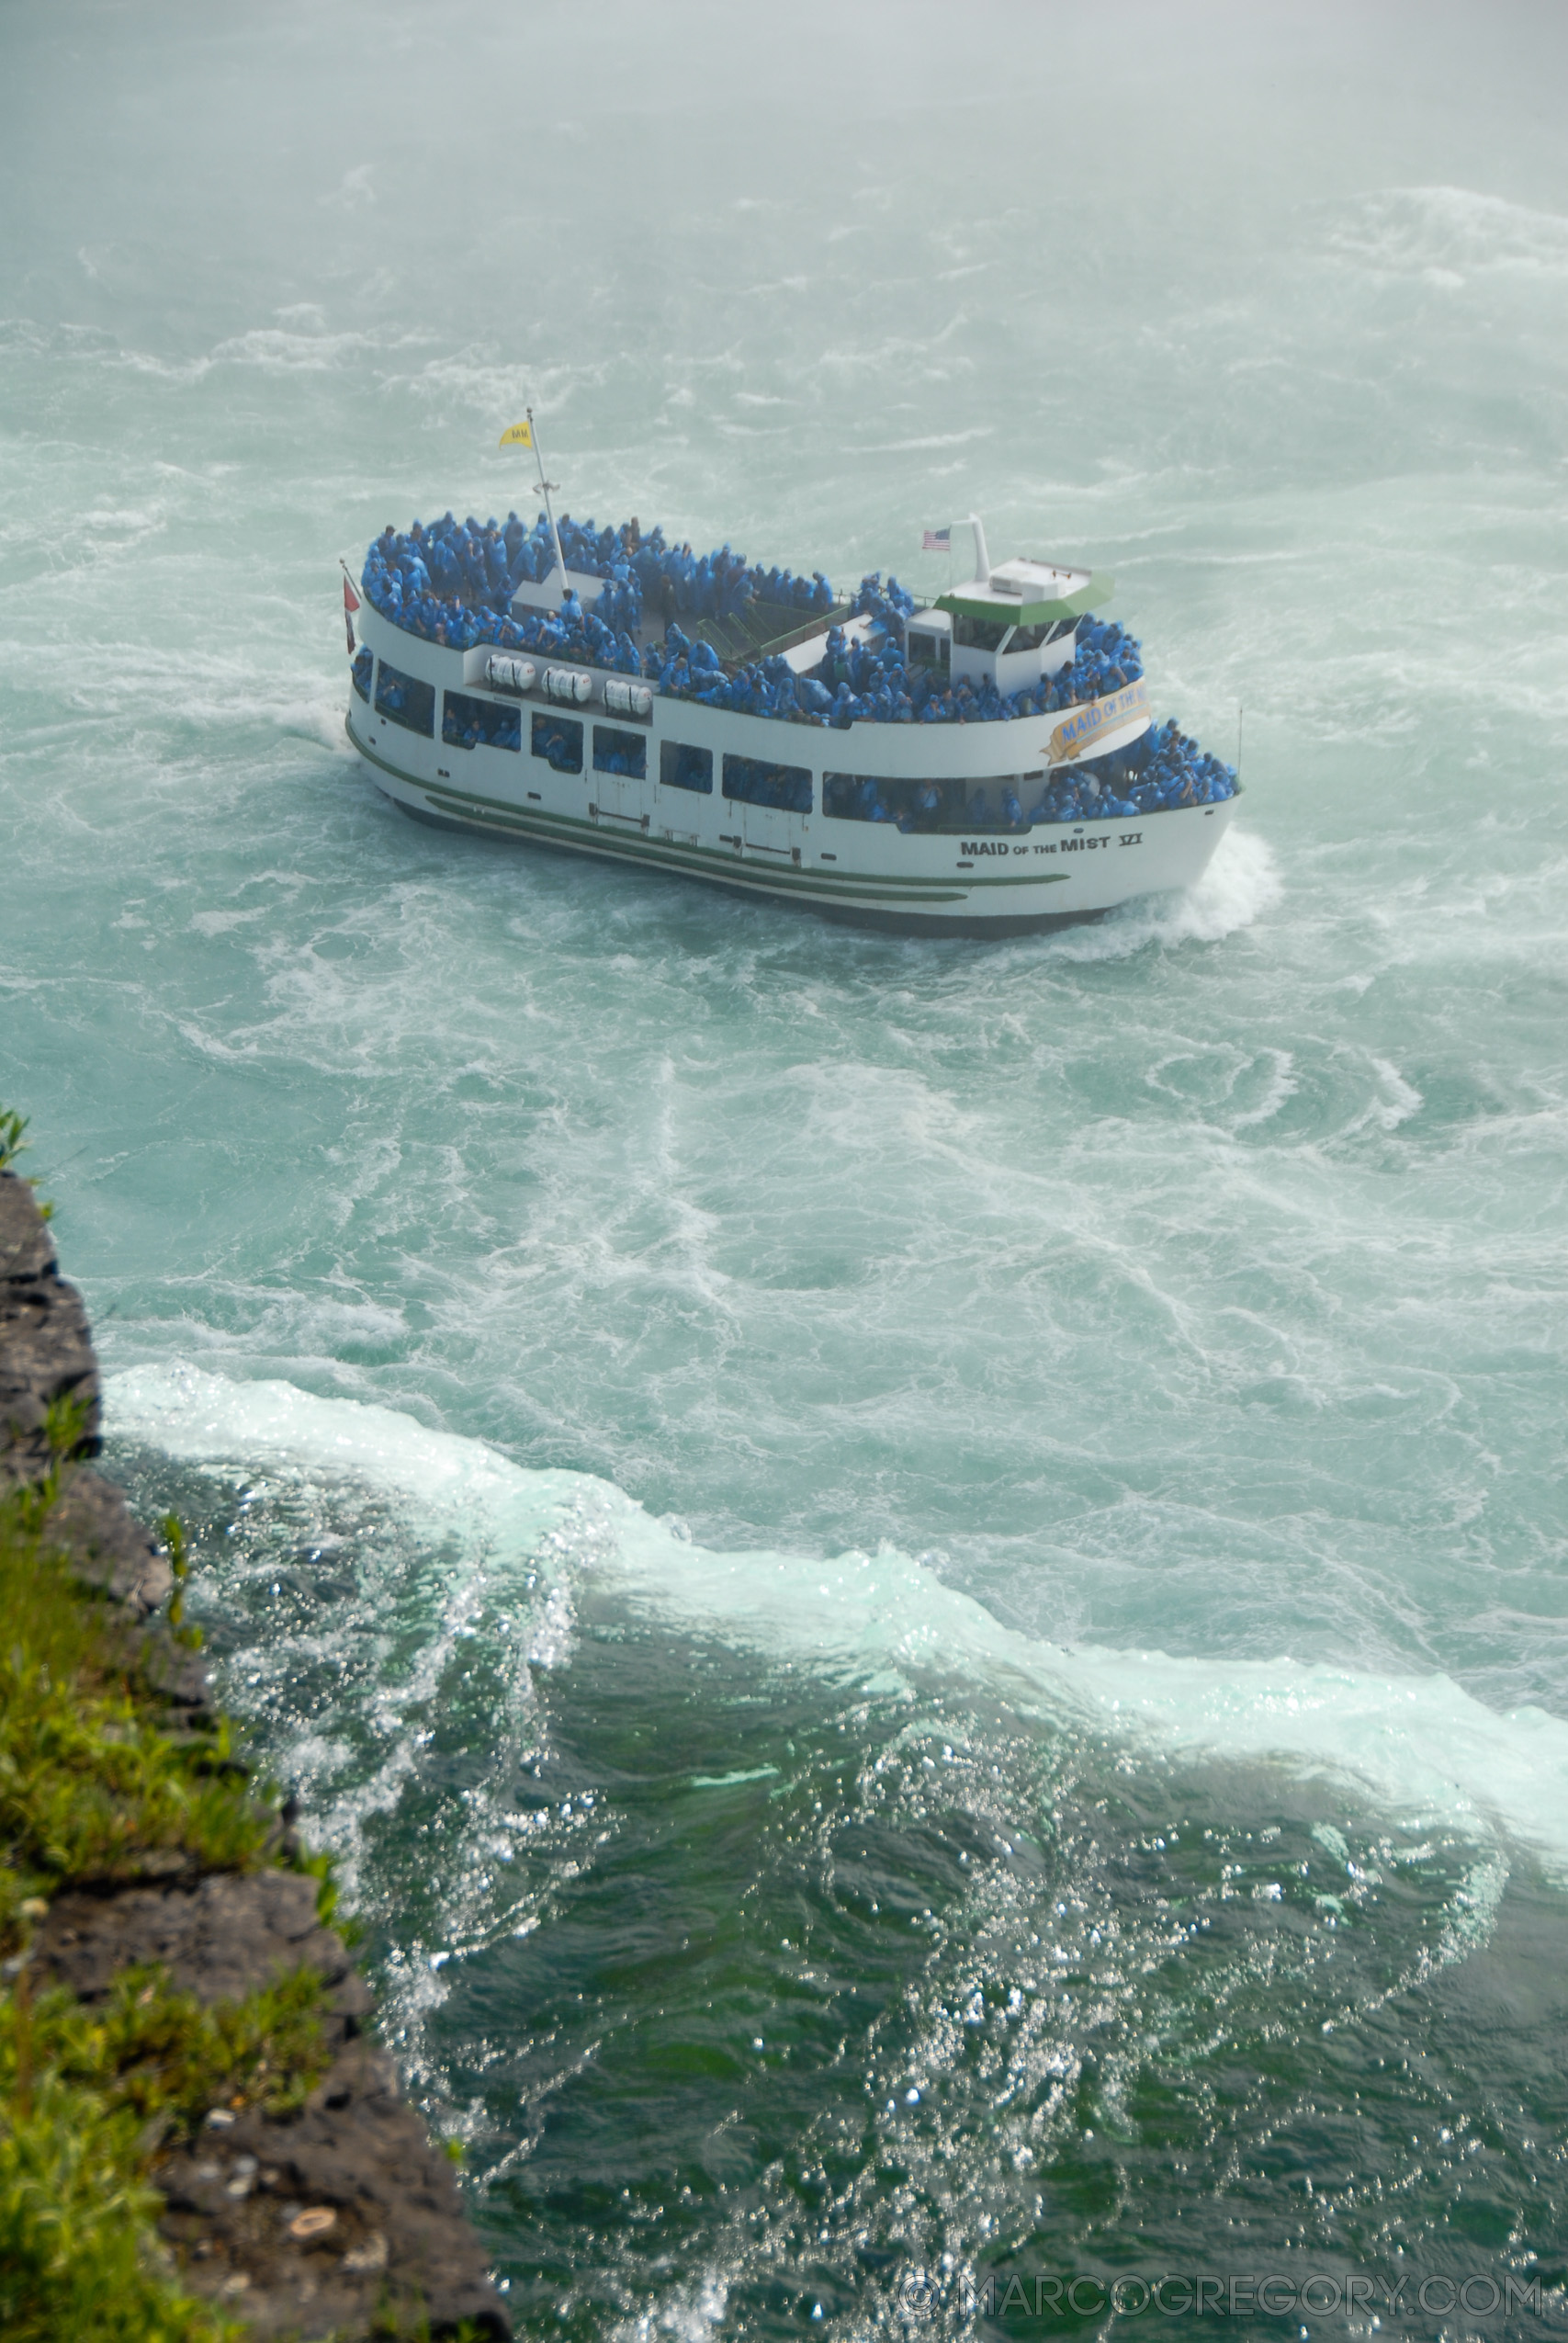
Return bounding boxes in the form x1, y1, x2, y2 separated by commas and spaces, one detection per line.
499, 419, 534, 449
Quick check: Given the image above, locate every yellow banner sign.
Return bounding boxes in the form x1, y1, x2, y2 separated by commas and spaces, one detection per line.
1045, 675, 1148, 764
499, 419, 534, 449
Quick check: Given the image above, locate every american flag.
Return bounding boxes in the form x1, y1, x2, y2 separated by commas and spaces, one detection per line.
921, 526, 951, 553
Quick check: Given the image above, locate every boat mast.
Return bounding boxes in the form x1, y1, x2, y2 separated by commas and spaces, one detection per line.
526, 405, 570, 606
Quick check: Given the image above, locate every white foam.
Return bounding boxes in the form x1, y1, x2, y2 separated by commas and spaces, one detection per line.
612, 2272, 728, 2343
1329, 186, 1568, 284
321, 166, 376, 212
208, 326, 381, 375
1043, 824, 1281, 961
189, 908, 268, 937
1230, 1045, 1299, 1128
106, 1364, 1568, 1877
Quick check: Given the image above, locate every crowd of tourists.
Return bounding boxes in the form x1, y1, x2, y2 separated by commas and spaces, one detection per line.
822, 720, 1235, 832
359, 518, 1149, 731
1017, 723, 1236, 825
953, 724, 1235, 828
443, 690, 521, 753
360, 511, 838, 642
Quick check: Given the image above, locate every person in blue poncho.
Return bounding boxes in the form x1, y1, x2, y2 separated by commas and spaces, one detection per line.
457, 537, 485, 598
480, 530, 509, 599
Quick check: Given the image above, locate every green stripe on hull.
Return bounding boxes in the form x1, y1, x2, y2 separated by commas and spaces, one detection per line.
421, 793, 975, 903
426, 802, 971, 905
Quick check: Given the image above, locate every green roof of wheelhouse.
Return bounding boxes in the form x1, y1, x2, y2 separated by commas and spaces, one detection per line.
934, 571, 1114, 628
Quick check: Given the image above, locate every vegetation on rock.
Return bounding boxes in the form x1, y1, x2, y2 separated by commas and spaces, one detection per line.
0, 1407, 326, 2337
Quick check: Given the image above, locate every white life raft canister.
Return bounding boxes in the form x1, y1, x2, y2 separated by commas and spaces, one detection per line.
602, 678, 654, 719
484, 654, 536, 695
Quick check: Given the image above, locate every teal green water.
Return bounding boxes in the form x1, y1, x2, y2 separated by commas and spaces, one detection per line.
4, 2, 1568, 2331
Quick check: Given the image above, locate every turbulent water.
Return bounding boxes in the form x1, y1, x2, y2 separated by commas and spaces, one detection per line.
4, 2, 1568, 2333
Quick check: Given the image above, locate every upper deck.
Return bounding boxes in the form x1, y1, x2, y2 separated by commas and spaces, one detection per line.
358, 507, 1144, 742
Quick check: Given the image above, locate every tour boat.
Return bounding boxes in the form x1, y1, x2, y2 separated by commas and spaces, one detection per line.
342, 429, 1238, 936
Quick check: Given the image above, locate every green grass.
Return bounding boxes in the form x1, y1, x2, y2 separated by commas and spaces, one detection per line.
0, 1107, 28, 1172
7, 1962, 332, 2134
0, 2064, 244, 2343
0, 1109, 51, 1216
0, 1490, 274, 1944
0, 1401, 338, 2337
0, 1954, 332, 2343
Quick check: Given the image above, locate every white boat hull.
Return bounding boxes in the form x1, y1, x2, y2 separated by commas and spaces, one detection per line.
346, 603, 1236, 936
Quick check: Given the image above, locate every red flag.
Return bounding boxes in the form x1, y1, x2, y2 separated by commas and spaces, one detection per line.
343, 572, 359, 654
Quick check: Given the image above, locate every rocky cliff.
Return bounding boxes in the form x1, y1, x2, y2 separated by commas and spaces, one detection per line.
0, 1168, 509, 2340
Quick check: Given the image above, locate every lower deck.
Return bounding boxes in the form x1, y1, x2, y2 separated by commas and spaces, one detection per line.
346, 693, 1235, 934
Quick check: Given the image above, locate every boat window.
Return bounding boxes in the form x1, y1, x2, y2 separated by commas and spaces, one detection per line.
351, 648, 373, 702
374, 659, 435, 737
823, 771, 971, 832
532, 712, 583, 774
722, 753, 812, 814
660, 741, 713, 795
951, 613, 1013, 653
593, 725, 647, 780
908, 630, 949, 672
444, 690, 520, 752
